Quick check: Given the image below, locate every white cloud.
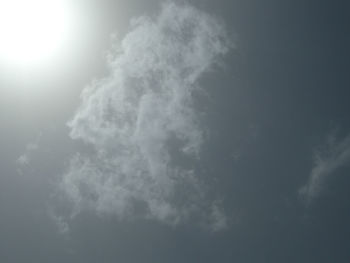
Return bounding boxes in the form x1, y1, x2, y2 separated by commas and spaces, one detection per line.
208, 201, 228, 232
300, 132, 350, 203
17, 154, 30, 166
61, 1, 232, 230
48, 208, 70, 235
16, 134, 41, 174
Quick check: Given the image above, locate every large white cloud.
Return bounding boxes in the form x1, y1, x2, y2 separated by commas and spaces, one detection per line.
61, 1, 232, 230
300, 132, 350, 203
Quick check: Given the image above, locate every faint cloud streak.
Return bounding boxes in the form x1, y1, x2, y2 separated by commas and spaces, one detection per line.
300, 132, 350, 203
16, 134, 41, 175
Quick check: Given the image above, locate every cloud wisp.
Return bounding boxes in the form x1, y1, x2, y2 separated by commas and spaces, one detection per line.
300, 132, 350, 203
16, 133, 42, 175
61, 2, 232, 230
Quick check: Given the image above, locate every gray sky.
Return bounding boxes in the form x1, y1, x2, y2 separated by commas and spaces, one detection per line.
1, 0, 350, 262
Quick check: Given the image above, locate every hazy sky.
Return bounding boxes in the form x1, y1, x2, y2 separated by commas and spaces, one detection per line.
1, 0, 350, 262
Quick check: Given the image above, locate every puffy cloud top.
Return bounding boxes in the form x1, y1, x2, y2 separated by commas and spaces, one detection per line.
62, 2, 232, 230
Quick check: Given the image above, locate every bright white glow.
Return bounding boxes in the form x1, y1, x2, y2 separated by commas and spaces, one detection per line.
0, 0, 72, 68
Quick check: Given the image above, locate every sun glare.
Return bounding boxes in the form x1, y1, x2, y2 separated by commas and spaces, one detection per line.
0, 0, 73, 69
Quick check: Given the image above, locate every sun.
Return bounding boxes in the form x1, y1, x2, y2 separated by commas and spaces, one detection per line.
0, 0, 73, 69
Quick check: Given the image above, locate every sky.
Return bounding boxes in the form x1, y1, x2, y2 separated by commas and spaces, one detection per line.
1, 0, 350, 262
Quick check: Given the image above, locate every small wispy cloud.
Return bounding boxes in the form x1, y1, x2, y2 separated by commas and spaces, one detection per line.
16, 134, 41, 174
48, 207, 70, 235
60, 1, 232, 230
300, 131, 350, 203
